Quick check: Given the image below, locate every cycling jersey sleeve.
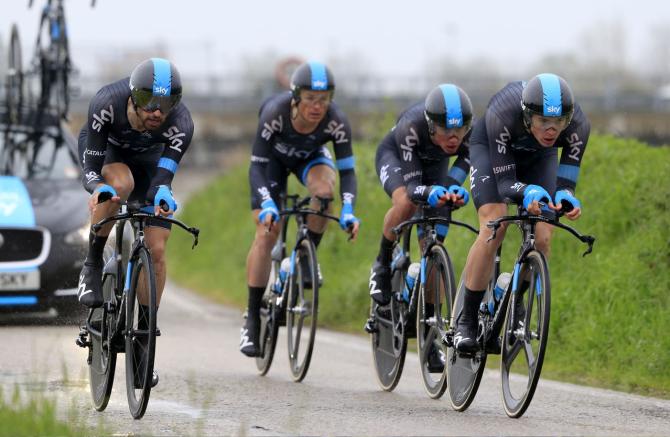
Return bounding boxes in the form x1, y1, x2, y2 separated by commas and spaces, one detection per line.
81, 88, 114, 193
249, 102, 282, 208
147, 105, 195, 192
329, 108, 358, 207
486, 110, 525, 203
394, 120, 429, 202
556, 106, 590, 194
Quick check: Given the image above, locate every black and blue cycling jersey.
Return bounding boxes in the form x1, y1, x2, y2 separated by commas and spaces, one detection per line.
77, 77, 194, 195
248, 91, 357, 209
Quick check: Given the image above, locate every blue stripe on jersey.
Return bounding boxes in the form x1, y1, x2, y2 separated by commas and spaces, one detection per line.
538, 73, 562, 116
151, 58, 172, 96
440, 84, 463, 128
158, 157, 179, 174
557, 164, 580, 183
448, 166, 468, 185
336, 156, 355, 171
308, 61, 328, 90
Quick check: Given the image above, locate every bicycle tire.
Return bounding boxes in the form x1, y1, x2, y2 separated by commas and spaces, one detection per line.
88, 272, 117, 411
286, 238, 319, 382
370, 248, 409, 391
6, 23, 23, 126
447, 273, 487, 411
417, 244, 455, 399
255, 261, 281, 375
500, 250, 550, 418
124, 246, 157, 419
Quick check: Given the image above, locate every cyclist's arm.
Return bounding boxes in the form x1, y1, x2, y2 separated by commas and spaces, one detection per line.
249, 103, 281, 208
82, 88, 114, 193
329, 108, 357, 207
444, 141, 470, 188
486, 110, 525, 203
395, 119, 429, 203
147, 106, 194, 190
556, 105, 590, 194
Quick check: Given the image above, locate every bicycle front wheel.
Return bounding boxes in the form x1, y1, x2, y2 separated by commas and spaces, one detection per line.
88, 272, 118, 411
417, 244, 455, 399
286, 238, 318, 382
501, 250, 551, 418
124, 246, 157, 419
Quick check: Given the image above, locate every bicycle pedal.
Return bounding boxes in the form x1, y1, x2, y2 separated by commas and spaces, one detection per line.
75, 331, 90, 348
155, 328, 161, 336
364, 318, 378, 334
441, 331, 454, 347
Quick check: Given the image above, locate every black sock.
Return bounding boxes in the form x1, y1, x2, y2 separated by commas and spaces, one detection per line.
307, 230, 324, 248
247, 286, 264, 322
85, 232, 108, 266
377, 235, 395, 266
461, 287, 485, 324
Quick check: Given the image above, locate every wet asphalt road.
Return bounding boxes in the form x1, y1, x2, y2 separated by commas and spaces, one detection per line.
1, 281, 670, 436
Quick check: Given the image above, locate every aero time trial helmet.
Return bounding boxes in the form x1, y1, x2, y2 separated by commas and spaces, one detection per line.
521, 73, 574, 130
129, 58, 182, 114
424, 84, 473, 135
290, 61, 335, 102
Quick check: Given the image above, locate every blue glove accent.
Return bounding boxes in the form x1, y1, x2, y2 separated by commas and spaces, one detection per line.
555, 189, 581, 211
523, 184, 551, 210
339, 202, 360, 230
95, 184, 117, 203
258, 199, 279, 224
427, 185, 448, 208
447, 185, 470, 205
154, 185, 177, 212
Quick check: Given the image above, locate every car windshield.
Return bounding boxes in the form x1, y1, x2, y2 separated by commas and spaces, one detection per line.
3, 138, 80, 180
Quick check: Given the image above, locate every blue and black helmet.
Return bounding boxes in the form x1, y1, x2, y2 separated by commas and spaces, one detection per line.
521, 73, 574, 127
129, 58, 182, 113
290, 61, 335, 101
424, 84, 473, 134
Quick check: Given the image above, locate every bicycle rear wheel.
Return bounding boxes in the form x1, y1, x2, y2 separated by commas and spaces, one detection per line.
256, 261, 281, 375
500, 250, 550, 418
286, 238, 318, 382
124, 246, 156, 419
447, 274, 486, 411
417, 244, 455, 399
370, 251, 408, 391
88, 271, 118, 411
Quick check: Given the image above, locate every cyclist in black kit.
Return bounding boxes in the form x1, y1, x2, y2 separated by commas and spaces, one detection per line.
368, 84, 473, 306
76, 58, 194, 385
240, 61, 360, 357
454, 73, 590, 353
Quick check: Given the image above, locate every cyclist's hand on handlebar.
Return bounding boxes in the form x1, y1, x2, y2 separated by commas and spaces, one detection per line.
523, 184, 555, 215
447, 185, 469, 207
89, 184, 120, 213
554, 189, 582, 220
427, 185, 449, 208
339, 203, 360, 241
258, 199, 279, 231
150, 185, 178, 217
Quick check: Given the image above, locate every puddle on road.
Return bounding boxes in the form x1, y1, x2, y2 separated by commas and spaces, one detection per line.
149, 399, 204, 419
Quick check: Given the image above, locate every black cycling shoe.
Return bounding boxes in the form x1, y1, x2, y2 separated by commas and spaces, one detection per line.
77, 262, 103, 308
239, 311, 260, 357
133, 368, 159, 389
132, 339, 159, 389
453, 318, 479, 354
514, 295, 526, 330
427, 343, 446, 373
301, 257, 323, 289
368, 260, 392, 305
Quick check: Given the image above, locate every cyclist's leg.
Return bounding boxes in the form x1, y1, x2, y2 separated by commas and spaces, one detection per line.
242, 161, 285, 356
142, 227, 170, 306
299, 147, 336, 247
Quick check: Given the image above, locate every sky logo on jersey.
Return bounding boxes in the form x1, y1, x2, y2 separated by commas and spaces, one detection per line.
0, 176, 36, 227
440, 84, 463, 128
308, 61, 328, 90
538, 73, 562, 116
151, 58, 172, 96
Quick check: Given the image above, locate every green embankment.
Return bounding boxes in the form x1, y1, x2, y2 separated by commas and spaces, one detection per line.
168, 134, 670, 397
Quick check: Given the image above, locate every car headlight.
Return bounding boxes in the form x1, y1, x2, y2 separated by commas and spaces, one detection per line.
64, 223, 90, 245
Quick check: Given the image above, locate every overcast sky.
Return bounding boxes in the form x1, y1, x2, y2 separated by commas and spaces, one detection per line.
1, 0, 668, 78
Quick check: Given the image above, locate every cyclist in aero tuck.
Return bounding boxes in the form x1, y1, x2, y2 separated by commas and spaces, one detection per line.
240, 61, 360, 357
368, 84, 473, 307
76, 58, 194, 386
454, 73, 590, 354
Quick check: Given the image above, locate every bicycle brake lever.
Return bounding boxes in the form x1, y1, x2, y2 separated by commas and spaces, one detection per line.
191, 228, 200, 249
486, 221, 500, 242
581, 235, 595, 257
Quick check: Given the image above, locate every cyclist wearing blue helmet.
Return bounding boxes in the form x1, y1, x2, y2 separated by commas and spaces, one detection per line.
368, 84, 473, 307
240, 61, 359, 357
453, 74, 590, 354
